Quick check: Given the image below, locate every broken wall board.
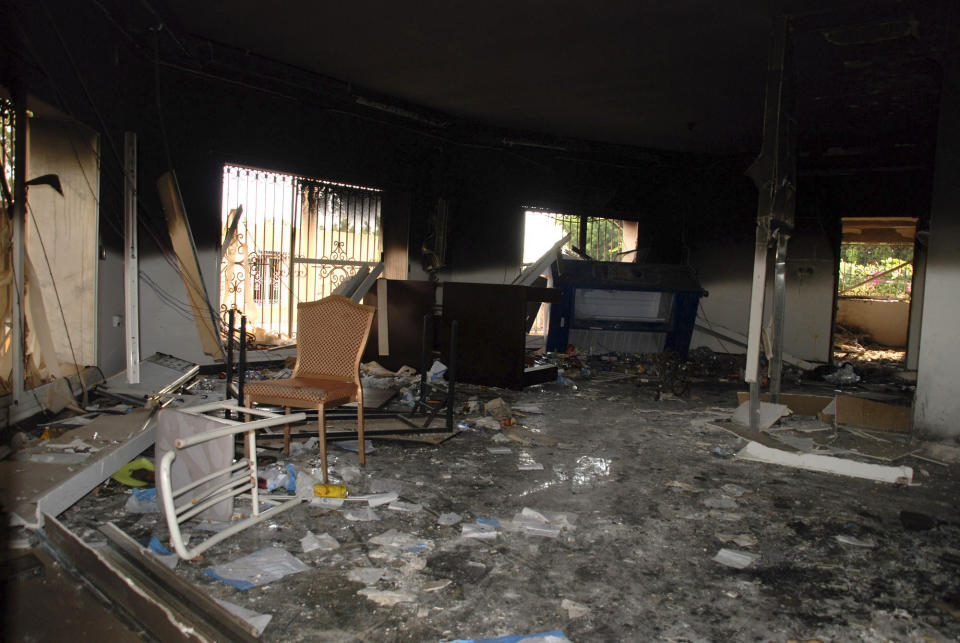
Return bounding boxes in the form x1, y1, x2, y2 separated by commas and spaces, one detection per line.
731, 400, 790, 430
27, 118, 101, 371
1, 407, 157, 527
735, 392, 911, 432
156, 172, 224, 359
736, 440, 913, 484
835, 396, 911, 433
736, 392, 834, 417
0, 366, 102, 427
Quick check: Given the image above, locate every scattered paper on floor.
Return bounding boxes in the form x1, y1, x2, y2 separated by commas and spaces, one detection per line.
205, 547, 309, 590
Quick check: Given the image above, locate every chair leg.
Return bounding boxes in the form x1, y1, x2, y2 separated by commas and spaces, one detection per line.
283, 407, 291, 456
357, 394, 366, 468
318, 403, 329, 483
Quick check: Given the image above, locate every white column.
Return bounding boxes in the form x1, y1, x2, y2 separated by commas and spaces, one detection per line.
123, 132, 140, 383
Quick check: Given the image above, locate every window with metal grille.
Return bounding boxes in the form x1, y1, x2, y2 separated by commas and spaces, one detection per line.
220, 165, 381, 341
523, 209, 624, 264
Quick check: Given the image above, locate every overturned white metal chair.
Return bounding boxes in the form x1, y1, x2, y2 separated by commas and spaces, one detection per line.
156, 399, 306, 559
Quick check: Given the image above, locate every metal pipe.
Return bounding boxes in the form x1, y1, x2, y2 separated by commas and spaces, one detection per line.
173, 411, 306, 448
238, 315, 247, 406
746, 216, 770, 433
769, 230, 790, 403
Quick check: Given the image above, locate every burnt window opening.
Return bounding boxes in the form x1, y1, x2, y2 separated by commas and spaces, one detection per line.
220, 164, 382, 341
522, 209, 626, 265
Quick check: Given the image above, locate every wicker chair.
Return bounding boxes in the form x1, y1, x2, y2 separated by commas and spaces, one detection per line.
245, 295, 375, 482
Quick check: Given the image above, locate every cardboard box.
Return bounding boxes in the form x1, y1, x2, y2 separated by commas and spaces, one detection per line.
736, 392, 911, 433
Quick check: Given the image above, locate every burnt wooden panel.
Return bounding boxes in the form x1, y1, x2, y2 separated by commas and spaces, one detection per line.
442, 282, 560, 389
362, 280, 436, 372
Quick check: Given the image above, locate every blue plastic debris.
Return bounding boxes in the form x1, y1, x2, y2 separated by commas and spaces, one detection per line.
148, 536, 172, 556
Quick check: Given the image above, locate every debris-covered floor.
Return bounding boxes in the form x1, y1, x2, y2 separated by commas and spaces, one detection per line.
34, 372, 960, 642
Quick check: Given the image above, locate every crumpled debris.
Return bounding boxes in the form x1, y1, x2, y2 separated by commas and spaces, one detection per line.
824, 363, 861, 385
301, 531, 340, 553
341, 506, 380, 521
485, 397, 513, 421
125, 487, 159, 513
509, 507, 578, 538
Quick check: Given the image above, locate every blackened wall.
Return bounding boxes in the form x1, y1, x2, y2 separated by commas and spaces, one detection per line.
4, 0, 936, 370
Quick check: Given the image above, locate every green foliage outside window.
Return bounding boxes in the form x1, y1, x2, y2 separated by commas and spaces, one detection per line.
838, 243, 913, 299
558, 217, 624, 262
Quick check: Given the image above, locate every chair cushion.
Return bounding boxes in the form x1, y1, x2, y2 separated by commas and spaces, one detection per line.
245, 378, 357, 405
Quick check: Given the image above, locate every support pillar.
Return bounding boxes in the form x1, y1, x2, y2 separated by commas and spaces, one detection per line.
123, 132, 140, 384
914, 12, 960, 437
745, 15, 797, 430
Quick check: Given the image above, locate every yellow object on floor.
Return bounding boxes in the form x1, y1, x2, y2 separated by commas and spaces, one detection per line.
314, 484, 348, 498
111, 456, 155, 487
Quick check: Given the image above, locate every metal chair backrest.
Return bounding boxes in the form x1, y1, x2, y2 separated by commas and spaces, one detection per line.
293, 295, 375, 382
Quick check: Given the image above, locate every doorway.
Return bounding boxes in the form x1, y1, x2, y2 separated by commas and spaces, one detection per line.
833, 217, 917, 368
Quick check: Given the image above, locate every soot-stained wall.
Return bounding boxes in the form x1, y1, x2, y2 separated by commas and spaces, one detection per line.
8, 1, 936, 373
687, 170, 932, 363
13, 0, 769, 368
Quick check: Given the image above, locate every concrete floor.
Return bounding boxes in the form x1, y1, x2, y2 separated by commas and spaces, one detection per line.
53, 377, 960, 641
1, 547, 144, 641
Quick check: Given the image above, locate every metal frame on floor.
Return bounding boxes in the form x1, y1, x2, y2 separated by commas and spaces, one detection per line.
157, 399, 306, 559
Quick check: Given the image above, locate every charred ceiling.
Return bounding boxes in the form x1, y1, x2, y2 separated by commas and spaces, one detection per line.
3, 0, 951, 240
134, 0, 951, 177
792, 1, 949, 175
